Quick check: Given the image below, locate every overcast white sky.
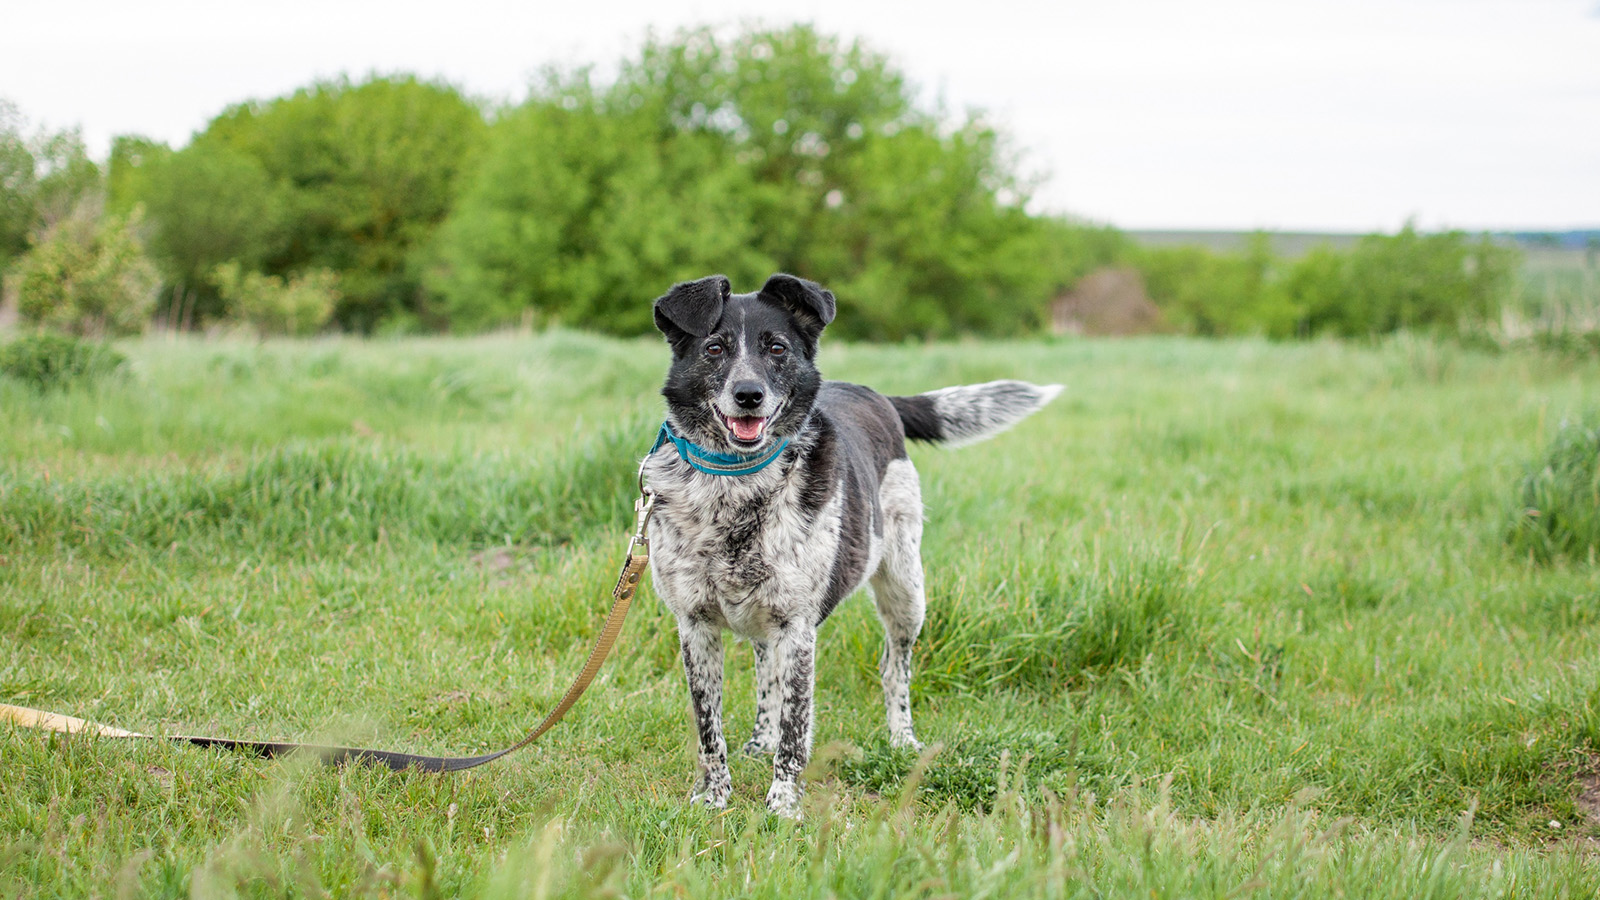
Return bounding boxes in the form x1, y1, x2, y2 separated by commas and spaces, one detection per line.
2, 0, 1596, 231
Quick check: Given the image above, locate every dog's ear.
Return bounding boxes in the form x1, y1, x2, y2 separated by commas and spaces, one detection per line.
758, 274, 836, 342
653, 275, 730, 343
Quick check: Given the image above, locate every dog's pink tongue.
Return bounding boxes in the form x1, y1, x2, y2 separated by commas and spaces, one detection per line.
730, 417, 767, 442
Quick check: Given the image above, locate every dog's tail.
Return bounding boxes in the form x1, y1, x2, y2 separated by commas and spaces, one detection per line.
888, 380, 1062, 447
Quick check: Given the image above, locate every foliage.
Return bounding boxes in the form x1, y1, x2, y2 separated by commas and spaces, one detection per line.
1, 99, 103, 273
1508, 413, 1600, 563
211, 261, 340, 337
0, 100, 28, 267
1134, 233, 1300, 337
117, 75, 486, 330
431, 25, 1082, 339
1291, 225, 1519, 336
1134, 227, 1520, 339
12, 200, 159, 336
111, 135, 288, 326
425, 74, 762, 333
0, 331, 125, 389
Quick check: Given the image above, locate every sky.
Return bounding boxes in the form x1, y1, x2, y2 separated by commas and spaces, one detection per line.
2, 0, 1596, 232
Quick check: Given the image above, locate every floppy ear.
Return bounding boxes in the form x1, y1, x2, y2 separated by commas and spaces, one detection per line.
758, 273, 836, 337
653, 275, 730, 342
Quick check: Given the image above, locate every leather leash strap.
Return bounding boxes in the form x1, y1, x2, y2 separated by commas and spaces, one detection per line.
1, 489, 657, 773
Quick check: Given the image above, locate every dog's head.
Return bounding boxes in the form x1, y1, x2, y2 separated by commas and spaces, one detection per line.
653, 273, 836, 455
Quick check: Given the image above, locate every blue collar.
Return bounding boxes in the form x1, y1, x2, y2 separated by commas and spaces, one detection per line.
651, 421, 791, 476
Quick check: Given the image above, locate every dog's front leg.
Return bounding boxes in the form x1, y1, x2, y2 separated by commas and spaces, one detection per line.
765, 623, 817, 818
741, 640, 781, 756
678, 618, 731, 808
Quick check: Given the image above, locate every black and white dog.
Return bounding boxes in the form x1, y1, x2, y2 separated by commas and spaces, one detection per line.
643, 273, 1060, 817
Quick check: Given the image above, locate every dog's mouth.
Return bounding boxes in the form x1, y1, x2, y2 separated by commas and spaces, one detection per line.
719, 412, 770, 447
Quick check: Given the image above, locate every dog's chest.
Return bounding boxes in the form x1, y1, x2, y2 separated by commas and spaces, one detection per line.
647, 468, 845, 638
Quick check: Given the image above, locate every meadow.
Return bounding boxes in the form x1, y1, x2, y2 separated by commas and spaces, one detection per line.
3, 331, 1600, 898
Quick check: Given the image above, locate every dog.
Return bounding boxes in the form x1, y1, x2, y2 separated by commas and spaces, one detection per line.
642, 273, 1061, 817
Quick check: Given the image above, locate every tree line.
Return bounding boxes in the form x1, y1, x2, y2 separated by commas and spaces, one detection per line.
0, 24, 1513, 342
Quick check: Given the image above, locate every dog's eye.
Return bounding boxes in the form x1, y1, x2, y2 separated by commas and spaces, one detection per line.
705, 342, 725, 358
768, 342, 787, 357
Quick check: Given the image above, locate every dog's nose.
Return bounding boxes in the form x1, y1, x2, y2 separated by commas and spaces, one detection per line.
733, 382, 765, 410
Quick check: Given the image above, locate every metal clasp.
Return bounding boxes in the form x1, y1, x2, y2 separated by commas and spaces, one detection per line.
632, 491, 656, 541
627, 481, 657, 560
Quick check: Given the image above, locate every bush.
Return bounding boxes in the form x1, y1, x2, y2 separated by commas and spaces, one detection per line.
428, 25, 1072, 339
1289, 226, 1518, 337
1508, 415, 1600, 564
0, 332, 126, 390
1131, 227, 1519, 339
212, 262, 340, 336
115, 76, 487, 332
14, 201, 159, 336
1135, 233, 1300, 337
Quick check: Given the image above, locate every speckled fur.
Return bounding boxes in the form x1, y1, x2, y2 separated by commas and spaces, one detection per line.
646, 274, 1060, 817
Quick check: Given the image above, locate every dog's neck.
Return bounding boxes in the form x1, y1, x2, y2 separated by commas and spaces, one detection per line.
652, 421, 792, 477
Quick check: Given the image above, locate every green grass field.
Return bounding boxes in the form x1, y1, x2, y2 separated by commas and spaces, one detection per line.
4, 331, 1600, 898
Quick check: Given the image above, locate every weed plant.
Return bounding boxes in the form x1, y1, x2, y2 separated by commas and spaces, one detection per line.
0, 332, 126, 390
1509, 414, 1600, 563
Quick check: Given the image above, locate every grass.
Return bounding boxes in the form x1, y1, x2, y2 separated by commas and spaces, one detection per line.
4, 330, 1600, 897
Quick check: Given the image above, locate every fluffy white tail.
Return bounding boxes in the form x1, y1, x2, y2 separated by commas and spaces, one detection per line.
889, 380, 1063, 447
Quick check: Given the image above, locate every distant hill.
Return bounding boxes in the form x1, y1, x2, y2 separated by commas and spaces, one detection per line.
1127, 230, 1363, 257
1127, 229, 1600, 262
1501, 230, 1600, 250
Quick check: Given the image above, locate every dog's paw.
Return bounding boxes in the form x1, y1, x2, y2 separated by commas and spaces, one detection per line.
765, 780, 803, 819
740, 736, 776, 757
691, 770, 732, 809
889, 731, 924, 752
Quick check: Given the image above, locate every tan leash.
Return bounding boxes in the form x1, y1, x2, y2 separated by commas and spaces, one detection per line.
1, 483, 657, 773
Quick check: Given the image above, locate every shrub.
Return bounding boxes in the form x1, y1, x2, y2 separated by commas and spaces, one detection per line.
427, 25, 1069, 339
1508, 414, 1600, 563
1135, 234, 1300, 337
1131, 226, 1519, 339
116, 76, 486, 331
212, 261, 340, 336
0, 332, 126, 390
14, 201, 159, 336
1289, 226, 1518, 337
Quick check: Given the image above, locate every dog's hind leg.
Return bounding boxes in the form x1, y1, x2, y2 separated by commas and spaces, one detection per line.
871, 459, 926, 750
678, 618, 731, 808
742, 640, 781, 756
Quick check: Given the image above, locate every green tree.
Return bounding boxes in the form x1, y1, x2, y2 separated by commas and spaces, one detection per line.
116, 76, 485, 330
14, 201, 159, 336
1289, 225, 1518, 336
426, 74, 765, 333
112, 135, 288, 326
0, 100, 33, 271
201, 75, 487, 330
1136, 234, 1298, 338
2, 100, 102, 274
431, 25, 1071, 339
623, 25, 1055, 339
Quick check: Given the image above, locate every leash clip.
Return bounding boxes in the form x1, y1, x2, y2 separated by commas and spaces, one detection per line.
631, 453, 658, 549
628, 486, 656, 557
